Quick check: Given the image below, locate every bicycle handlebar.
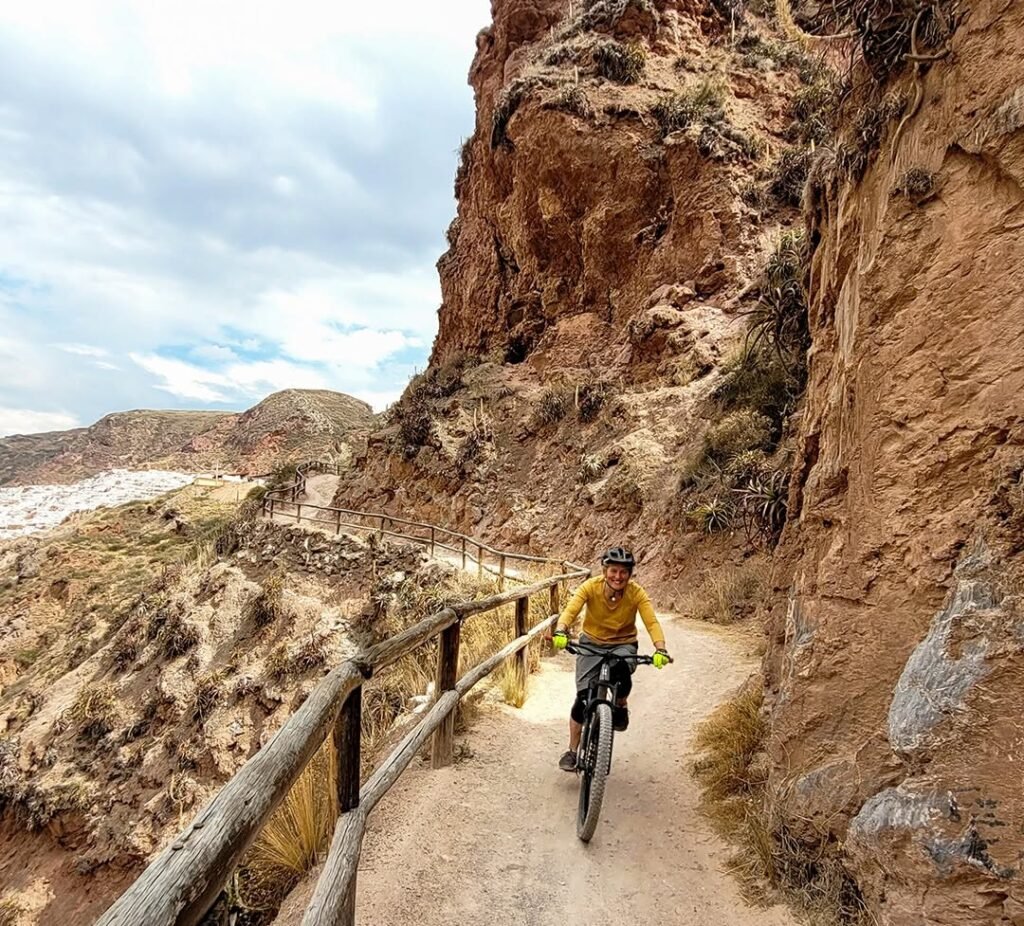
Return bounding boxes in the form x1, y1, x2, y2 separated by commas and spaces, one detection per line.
563, 640, 672, 664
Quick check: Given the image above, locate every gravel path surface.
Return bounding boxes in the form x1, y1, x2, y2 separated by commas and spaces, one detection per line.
277, 617, 798, 926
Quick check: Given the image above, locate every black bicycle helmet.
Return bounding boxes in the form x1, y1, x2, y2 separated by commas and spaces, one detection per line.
601, 546, 636, 572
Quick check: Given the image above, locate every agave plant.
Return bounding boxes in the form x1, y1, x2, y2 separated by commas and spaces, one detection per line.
736, 467, 790, 546
687, 496, 735, 534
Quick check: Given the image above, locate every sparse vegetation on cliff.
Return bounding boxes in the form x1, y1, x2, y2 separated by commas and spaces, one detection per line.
593, 39, 646, 84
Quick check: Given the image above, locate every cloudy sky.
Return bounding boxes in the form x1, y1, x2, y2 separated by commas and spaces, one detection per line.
0, 0, 490, 436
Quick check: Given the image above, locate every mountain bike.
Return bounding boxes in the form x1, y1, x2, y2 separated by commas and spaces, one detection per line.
563, 640, 662, 842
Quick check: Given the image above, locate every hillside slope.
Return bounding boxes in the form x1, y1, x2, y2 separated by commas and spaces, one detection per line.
0, 390, 376, 486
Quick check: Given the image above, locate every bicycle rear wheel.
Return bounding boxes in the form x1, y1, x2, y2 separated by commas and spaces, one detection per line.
576, 701, 613, 842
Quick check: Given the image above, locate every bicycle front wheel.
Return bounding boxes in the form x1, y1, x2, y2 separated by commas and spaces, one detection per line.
576, 701, 613, 842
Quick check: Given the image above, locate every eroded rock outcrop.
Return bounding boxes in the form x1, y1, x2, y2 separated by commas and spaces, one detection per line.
765, 1, 1024, 920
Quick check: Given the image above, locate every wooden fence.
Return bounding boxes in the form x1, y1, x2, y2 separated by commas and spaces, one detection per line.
261, 461, 574, 589
96, 467, 589, 926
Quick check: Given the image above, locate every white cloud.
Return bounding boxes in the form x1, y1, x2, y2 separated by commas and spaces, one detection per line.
0, 0, 489, 424
53, 342, 109, 357
129, 353, 333, 403
0, 407, 79, 437
129, 353, 232, 403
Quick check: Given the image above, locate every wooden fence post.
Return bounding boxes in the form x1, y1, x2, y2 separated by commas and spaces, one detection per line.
509, 596, 529, 707
296, 503, 302, 524
499, 555, 507, 592
269, 497, 275, 518
461, 536, 467, 570
333, 686, 361, 926
431, 622, 461, 768
336, 509, 342, 535
547, 583, 561, 655
430, 527, 436, 557
477, 544, 484, 579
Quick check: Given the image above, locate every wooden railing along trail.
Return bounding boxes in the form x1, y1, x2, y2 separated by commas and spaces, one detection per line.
96, 462, 588, 926
261, 461, 569, 589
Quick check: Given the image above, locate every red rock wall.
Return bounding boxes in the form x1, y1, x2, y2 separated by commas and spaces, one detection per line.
764, 2, 1024, 921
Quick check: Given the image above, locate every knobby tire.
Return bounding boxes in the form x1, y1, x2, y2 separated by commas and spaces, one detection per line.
576, 701, 613, 842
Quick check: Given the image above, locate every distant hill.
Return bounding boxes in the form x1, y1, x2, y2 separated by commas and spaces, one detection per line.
0, 389, 376, 485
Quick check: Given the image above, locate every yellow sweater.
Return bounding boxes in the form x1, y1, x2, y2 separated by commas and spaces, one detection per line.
556, 576, 665, 647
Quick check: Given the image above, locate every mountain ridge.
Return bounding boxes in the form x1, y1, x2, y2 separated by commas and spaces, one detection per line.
0, 389, 375, 486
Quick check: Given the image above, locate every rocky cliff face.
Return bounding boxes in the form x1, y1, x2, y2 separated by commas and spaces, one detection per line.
340, 0, 807, 595
764, 2, 1024, 921
340, 1, 1024, 923
0, 390, 375, 486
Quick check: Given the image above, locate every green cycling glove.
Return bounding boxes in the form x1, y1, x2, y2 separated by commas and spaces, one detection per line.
653, 649, 671, 669
552, 629, 568, 650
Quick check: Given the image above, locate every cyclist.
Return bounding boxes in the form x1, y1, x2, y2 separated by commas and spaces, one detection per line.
551, 546, 670, 771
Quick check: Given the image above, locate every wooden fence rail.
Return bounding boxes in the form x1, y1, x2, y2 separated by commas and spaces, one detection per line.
97, 564, 588, 926
260, 460, 584, 586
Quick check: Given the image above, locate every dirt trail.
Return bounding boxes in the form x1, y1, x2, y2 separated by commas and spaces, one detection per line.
277, 617, 797, 926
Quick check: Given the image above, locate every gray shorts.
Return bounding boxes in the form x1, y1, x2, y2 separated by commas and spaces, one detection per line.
575, 633, 638, 693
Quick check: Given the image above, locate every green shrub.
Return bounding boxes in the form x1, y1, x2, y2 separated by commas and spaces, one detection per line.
768, 147, 813, 206
705, 411, 774, 464
736, 467, 790, 547
743, 231, 809, 369
714, 346, 801, 439
652, 80, 725, 137
791, 77, 840, 144
594, 40, 646, 84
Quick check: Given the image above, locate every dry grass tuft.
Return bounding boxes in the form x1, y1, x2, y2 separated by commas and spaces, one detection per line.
161, 613, 201, 658
110, 622, 142, 670
0, 893, 26, 926
247, 574, 289, 628
652, 80, 726, 137
593, 40, 646, 84
291, 633, 331, 674
578, 453, 607, 484
892, 165, 935, 202
240, 739, 338, 909
545, 84, 593, 119
68, 684, 121, 741
534, 387, 571, 428
492, 78, 539, 149
693, 685, 766, 805
191, 672, 223, 724
693, 684, 870, 924
684, 566, 765, 624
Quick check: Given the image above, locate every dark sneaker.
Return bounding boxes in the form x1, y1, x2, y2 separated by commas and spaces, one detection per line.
613, 707, 629, 732
558, 750, 578, 771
